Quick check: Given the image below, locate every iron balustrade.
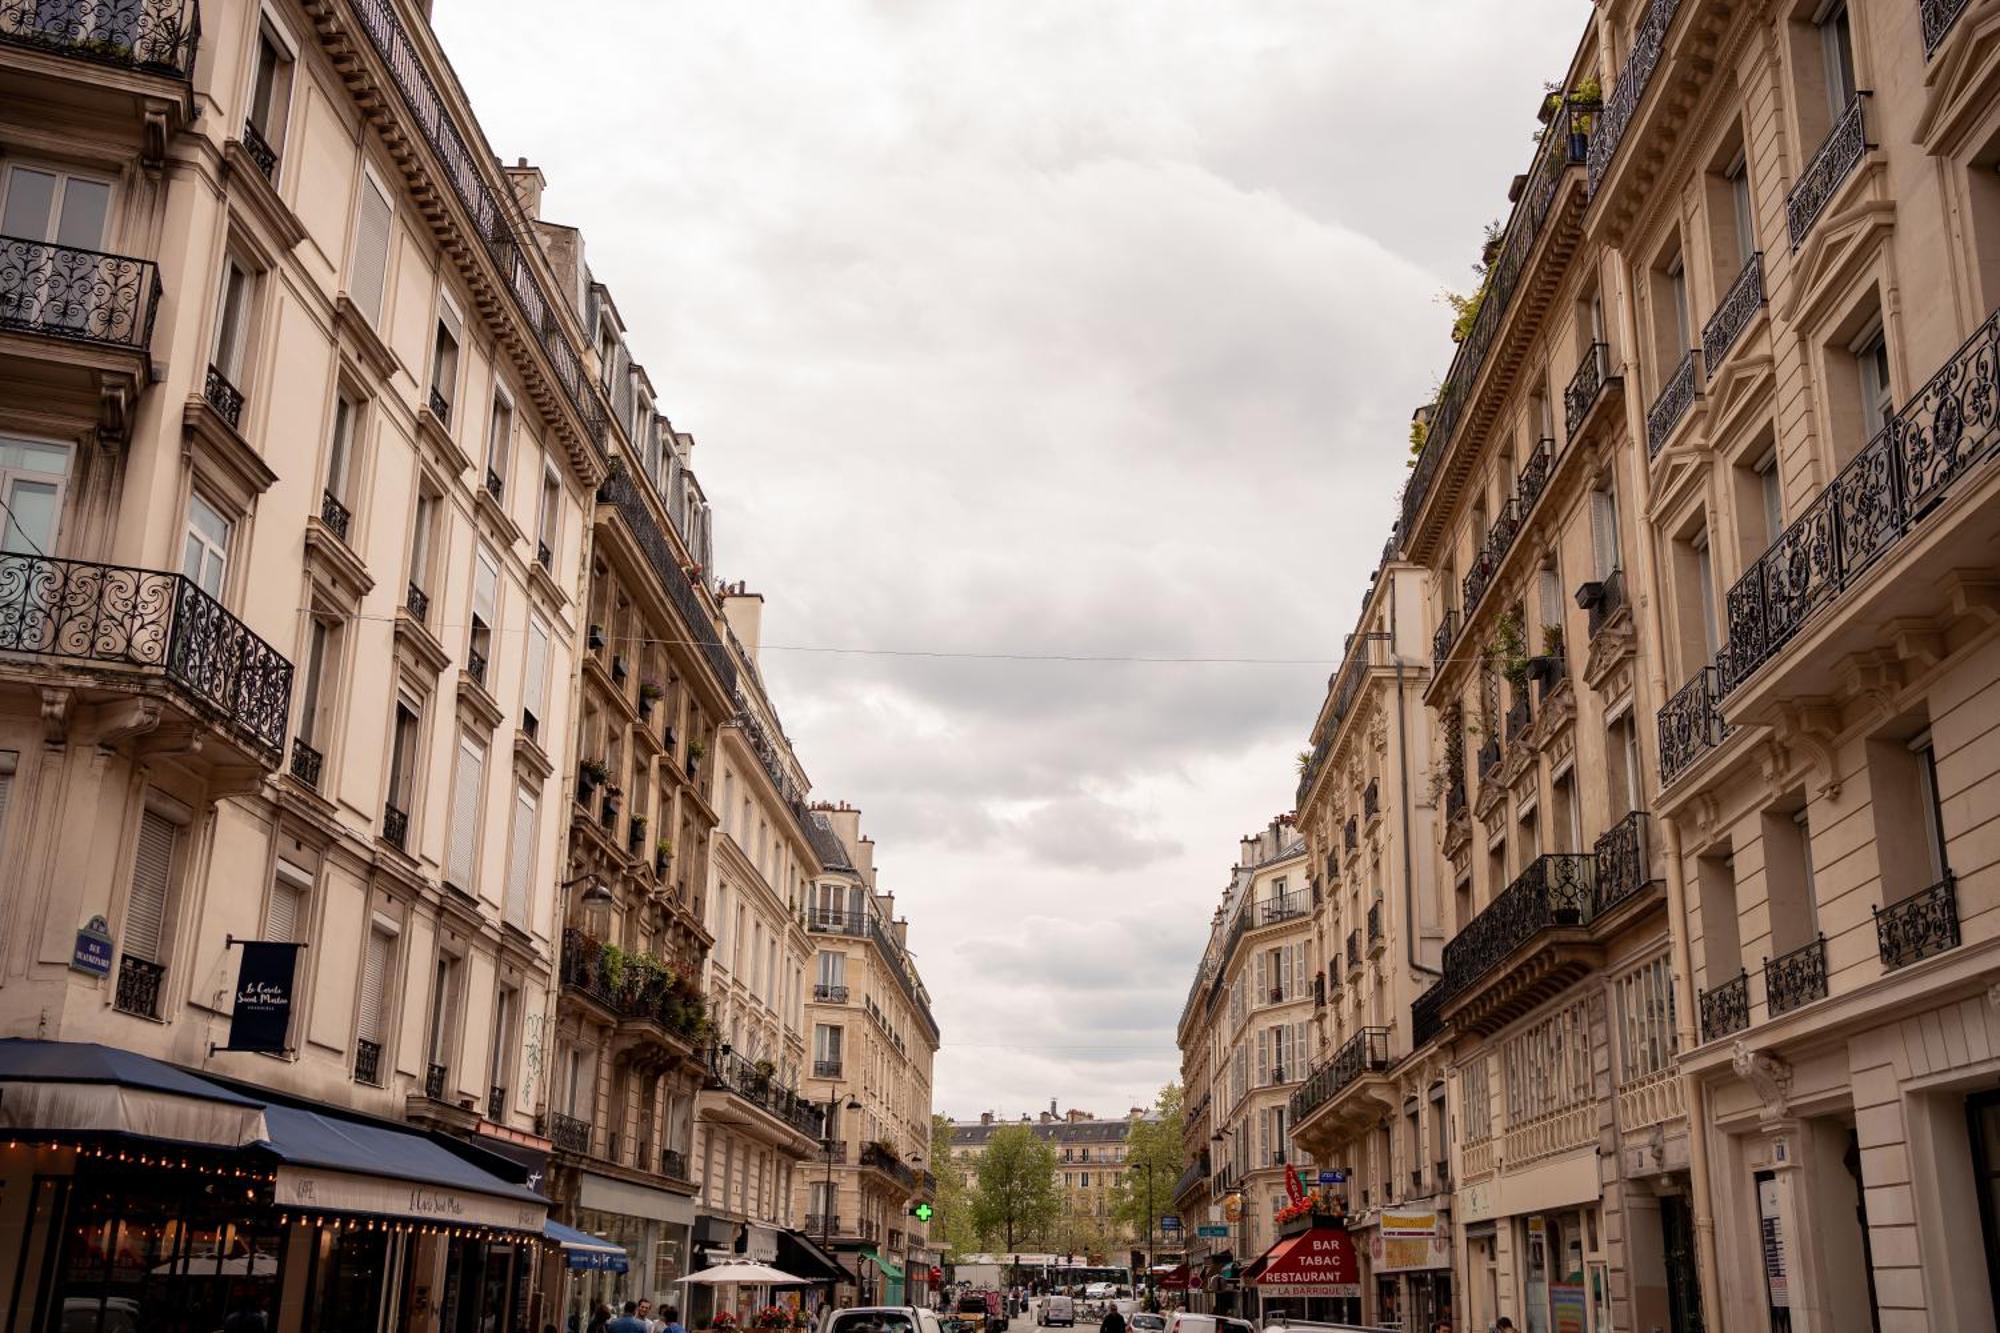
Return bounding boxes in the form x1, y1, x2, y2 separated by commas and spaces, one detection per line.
548, 1111, 591, 1156
1432, 609, 1458, 670
1288, 1026, 1390, 1124
1438, 853, 1596, 1002
1579, 568, 1628, 641
114, 955, 164, 1018
868, 912, 941, 1042
1924, 0, 1973, 55
405, 581, 429, 624
708, 1047, 827, 1138
427, 386, 451, 427
1564, 342, 1612, 438
1444, 773, 1468, 824
487, 1085, 506, 1121
1592, 811, 1652, 914
1367, 900, 1383, 948
353, 1038, 383, 1086
382, 801, 408, 850
1721, 308, 2000, 697
1402, 96, 1595, 542
1700, 970, 1749, 1041
559, 929, 706, 1044
0, 235, 163, 349
807, 907, 868, 938
1764, 934, 1828, 1016
467, 649, 487, 687
662, 1147, 689, 1179
0, 0, 199, 76
289, 736, 323, 789
319, 489, 351, 542
535, 540, 552, 570
1258, 890, 1307, 926
1412, 983, 1446, 1048
1344, 817, 1358, 852
0, 553, 293, 764
860, 1141, 916, 1190
484, 468, 503, 502
596, 461, 737, 693
820, 1141, 848, 1164
424, 1063, 448, 1100
1461, 499, 1515, 615
1346, 931, 1361, 969
1703, 253, 1765, 372
1658, 665, 1727, 785
813, 983, 849, 1003
1647, 351, 1700, 457
806, 1214, 840, 1237
1787, 93, 1870, 249
203, 364, 244, 429
1314, 972, 1327, 1008
240, 119, 278, 180
1875, 873, 1961, 970
814, 1059, 843, 1078
1477, 736, 1502, 782
1363, 779, 1380, 821
1586, 0, 1684, 196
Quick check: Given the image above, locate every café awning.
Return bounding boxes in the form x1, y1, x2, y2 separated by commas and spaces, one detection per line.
0, 1038, 269, 1149
778, 1229, 854, 1285
1250, 1226, 1359, 1298
547, 1219, 630, 1273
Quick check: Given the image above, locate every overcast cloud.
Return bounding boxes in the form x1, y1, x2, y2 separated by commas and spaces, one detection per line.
436, 0, 1588, 1119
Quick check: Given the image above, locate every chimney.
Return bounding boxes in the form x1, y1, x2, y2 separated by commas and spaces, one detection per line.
676, 430, 697, 464
855, 836, 876, 886
1051, 1098, 1059, 1118
722, 587, 765, 663
1130, 1107, 1146, 1119
504, 159, 546, 219
1039, 1109, 1053, 1124
981, 1112, 993, 1126
821, 805, 862, 858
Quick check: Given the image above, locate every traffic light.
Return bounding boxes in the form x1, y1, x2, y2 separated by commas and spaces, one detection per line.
910, 1202, 935, 1222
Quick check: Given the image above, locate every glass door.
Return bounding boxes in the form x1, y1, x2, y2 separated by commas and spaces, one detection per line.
1, 165, 114, 338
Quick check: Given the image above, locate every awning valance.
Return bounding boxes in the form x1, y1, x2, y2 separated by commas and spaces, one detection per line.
261, 1103, 545, 1232
1251, 1226, 1358, 1297
0, 1038, 269, 1149
548, 1219, 630, 1272
777, 1229, 852, 1285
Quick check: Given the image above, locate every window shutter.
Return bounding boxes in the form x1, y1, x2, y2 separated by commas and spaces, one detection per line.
1253, 951, 1265, 998
125, 810, 177, 962
503, 786, 535, 930
473, 550, 498, 628
268, 859, 312, 943
1255, 1029, 1269, 1086
446, 736, 484, 889
350, 176, 393, 324
524, 618, 550, 723
1280, 946, 1295, 999
358, 928, 391, 1045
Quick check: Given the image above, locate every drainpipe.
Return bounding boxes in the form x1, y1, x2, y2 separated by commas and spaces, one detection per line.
1617, 248, 1725, 1329
1387, 580, 1439, 985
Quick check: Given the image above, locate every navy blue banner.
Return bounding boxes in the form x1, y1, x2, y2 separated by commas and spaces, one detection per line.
223, 941, 302, 1053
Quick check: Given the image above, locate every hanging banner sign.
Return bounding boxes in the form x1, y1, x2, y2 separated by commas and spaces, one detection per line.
220, 940, 304, 1054
1282, 1167, 1307, 1206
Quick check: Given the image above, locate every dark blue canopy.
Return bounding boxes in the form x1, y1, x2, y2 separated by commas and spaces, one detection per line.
256, 1102, 545, 1205
0, 1039, 261, 1105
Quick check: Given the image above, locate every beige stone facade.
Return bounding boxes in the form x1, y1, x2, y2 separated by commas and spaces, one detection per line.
949, 1106, 1153, 1257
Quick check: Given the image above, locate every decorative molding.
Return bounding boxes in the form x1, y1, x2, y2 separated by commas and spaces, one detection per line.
1731, 1043, 1794, 1120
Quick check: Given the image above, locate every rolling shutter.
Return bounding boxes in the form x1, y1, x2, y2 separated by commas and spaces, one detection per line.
350, 175, 393, 324
445, 735, 484, 889
125, 809, 178, 963
358, 928, 391, 1044
267, 859, 312, 942
503, 786, 535, 930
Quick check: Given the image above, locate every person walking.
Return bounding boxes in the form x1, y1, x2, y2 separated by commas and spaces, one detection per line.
659, 1305, 686, 1333
588, 1304, 613, 1333
608, 1303, 650, 1333
1098, 1308, 1125, 1333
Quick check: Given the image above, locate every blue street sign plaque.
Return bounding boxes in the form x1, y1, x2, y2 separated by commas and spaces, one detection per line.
1318, 1169, 1347, 1185
1196, 1225, 1231, 1238
1160, 1215, 1181, 1231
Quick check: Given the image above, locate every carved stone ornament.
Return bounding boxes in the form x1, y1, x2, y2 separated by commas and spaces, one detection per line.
1731, 1042, 1794, 1119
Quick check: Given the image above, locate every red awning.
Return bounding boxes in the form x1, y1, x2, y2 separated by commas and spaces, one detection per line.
1252, 1227, 1359, 1296
1241, 1232, 1302, 1283
1151, 1264, 1194, 1290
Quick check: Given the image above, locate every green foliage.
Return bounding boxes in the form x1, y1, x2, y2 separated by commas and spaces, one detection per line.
1110, 1084, 1185, 1245
1408, 414, 1429, 459
1541, 622, 1565, 657
1493, 609, 1531, 684
928, 1115, 980, 1260
969, 1123, 1062, 1250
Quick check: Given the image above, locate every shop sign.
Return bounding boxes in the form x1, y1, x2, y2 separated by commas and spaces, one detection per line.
1196, 1225, 1230, 1238
218, 940, 304, 1054
71, 917, 113, 976
1159, 1215, 1181, 1231
1371, 1211, 1451, 1273
275, 1166, 544, 1232
1253, 1226, 1359, 1299
1317, 1169, 1345, 1186
1281, 1168, 1306, 1206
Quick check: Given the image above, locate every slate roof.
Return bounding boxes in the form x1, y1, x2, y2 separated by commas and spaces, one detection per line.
948, 1117, 1149, 1147
807, 812, 856, 872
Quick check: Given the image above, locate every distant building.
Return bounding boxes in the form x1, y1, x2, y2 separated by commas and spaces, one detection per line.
949, 1104, 1157, 1253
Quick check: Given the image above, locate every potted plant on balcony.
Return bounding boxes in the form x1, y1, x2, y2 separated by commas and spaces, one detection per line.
638, 678, 664, 719
1493, 610, 1531, 687
1528, 623, 1567, 696
654, 837, 673, 877
686, 737, 706, 777
627, 813, 649, 854
578, 758, 609, 799
587, 624, 606, 651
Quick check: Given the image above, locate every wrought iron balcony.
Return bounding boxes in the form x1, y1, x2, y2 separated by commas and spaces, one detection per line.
708, 1046, 827, 1139
1444, 772, 1468, 823
1592, 811, 1653, 915
204, 365, 244, 429
1764, 934, 1828, 1017
427, 385, 451, 427
1703, 253, 1764, 372
1343, 817, 1357, 852
353, 1038, 383, 1086
1412, 983, 1446, 1048
805, 1214, 841, 1238
1288, 1026, 1389, 1125
319, 489, 351, 543
1787, 93, 1869, 249
382, 801, 408, 851
0, 0, 199, 77
536, 540, 552, 570
1363, 779, 1380, 821
114, 954, 164, 1018
1700, 970, 1748, 1042
0, 235, 164, 350
484, 468, 503, 502
424, 1062, 448, 1101
1874, 874, 1960, 970
860, 1141, 916, 1190
1586, 0, 1682, 196
467, 648, 487, 687
240, 119, 278, 180
1432, 609, 1457, 670
559, 929, 706, 1045
1258, 889, 1307, 927
1476, 736, 1501, 782
1720, 307, 2000, 699
405, 581, 429, 624
813, 1058, 843, 1079
1366, 900, 1383, 949
597, 461, 737, 693
1504, 692, 1533, 744
1659, 665, 1727, 785
1647, 351, 1699, 457
814, 983, 849, 1003
1578, 568, 1627, 641
1564, 341, 1612, 438
0, 553, 293, 765
1437, 853, 1596, 1006
548, 1110, 591, 1156
1345, 930, 1361, 969
807, 907, 868, 938
289, 736, 323, 789
1925, 0, 1973, 56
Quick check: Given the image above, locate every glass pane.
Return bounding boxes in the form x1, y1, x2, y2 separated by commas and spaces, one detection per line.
55, 178, 110, 250
190, 493, 230, 547
3, 479, 60, 554
1, 168, 57, 240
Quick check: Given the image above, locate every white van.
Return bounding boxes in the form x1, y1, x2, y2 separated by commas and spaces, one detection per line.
1040, 1295, 1076, 1328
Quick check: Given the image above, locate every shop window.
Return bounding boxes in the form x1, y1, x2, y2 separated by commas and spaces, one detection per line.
349, 172, 393, 326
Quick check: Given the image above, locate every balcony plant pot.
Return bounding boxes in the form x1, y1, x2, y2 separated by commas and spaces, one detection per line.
611, 655, 628, 684
587, 624, 605, 651
578, 759, 608, 799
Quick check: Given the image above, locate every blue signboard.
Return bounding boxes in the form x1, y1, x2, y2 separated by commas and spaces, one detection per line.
1160, 1215, 1181, 1231
1318, 1169, 1347, 1185
1196, 1225, 1231, 1238
71, 917, 112, 977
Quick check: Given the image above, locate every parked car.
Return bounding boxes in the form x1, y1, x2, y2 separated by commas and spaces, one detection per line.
821, 1309, 945, 1333
1258, 1321, 1397, 1333
1040, 1295, 1076, 1328
1164, 1314, 1258, 1333
1129, 1314, 1167, 1333
955, 1295, 991, 1333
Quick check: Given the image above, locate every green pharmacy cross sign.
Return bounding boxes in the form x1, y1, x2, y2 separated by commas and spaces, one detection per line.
910, 1202, 935, 1222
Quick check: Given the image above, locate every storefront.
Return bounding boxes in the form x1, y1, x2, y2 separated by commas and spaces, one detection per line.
1247, 1224, 1359, 1327
1514, 1209, 1600, 1333
775, 1229, 850, 1318
568, 1171, 694, 1323
1370, 1208, 1452, 1332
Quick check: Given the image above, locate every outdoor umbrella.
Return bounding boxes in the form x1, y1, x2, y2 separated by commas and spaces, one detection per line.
681, 1262, 813, 1286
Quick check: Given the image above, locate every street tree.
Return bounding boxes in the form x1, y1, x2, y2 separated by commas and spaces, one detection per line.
1110, 1083, 1185, 1257
969, 1123, 1061, 1250
928, 1113, 980, 1259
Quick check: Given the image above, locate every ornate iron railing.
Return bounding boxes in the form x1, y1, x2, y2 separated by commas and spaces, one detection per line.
1703, 253, 1764, 372
114, 954, 164, 1018
0, 235, 163, 349
1564, 341, 1612, 438
807, 906, 868, 938
204, 365, 244, 428
813, 983, 849, 1003
709, 1047, 827, 1139
1699, 970, 1749, 1042
353, 1038, 382, 1086
1432, 609, 1457, 670
813, 1058, 843, 1078
1343, 817, 1358, 851
1659, 665, 1727, 785
1721, 308, 2000, 697
1345, 930, 1361, 969
289, 736, 322, 788
426, 385, 451, 428
1505, 692, 1533, 744
1258, 890, 1308, 926
0, 553, 292, 764
1367, 900, 1383, 948
405, 581, 429, 624
424, 1062, 448, 1100
467, 648, 487, 687
1412, 983, 1446, 1048
0, 0, 199, 76
1402, 97, 1594, 543
662, 1147, 689, 1179
1288, 1026, 1389, 1124
487, 1084, 506, 1121
1477, 736, 1501, 782
382, 801, 408, 850
1587, 0, 1684, 196
1874, 874, 1960, 970
1787, 94, 1869, 249
559, 928, 706, 1044
1592, 811, 1652, 914
1580, 567, 1627, 640
597, 461, 737, 692
1647, 350, 1699, 457
1924, 0, 1973, 55
319, 489, 351, 542
548, 1110, 591, 1156
1462, 498, 1515, 615
860, 1141, 916, 1190
805, 1214, 840, 1238
1438, 853, 1596, 1001
1764, 934, 1828, 1016
240, 119, 278, 180
1444, 773, 1468, 824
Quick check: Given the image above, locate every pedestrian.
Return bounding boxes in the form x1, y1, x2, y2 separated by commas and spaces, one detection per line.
661, 1305, 686, 1333
608, 1302, 650, 1333
588, 1304, 613, 1333
1099, 1308, 1125, 1333
1492, 1319, 1514, 1333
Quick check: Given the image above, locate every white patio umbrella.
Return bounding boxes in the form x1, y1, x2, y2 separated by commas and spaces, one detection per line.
681, 1261, 812, 1286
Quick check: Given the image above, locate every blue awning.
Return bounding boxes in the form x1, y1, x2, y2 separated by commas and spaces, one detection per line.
0, 1038, 269, 1148
0, 1040, 261, 1104
548, 1219, 630, 1272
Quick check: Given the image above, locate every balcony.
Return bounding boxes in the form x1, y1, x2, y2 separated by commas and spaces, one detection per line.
381, 802, 408, 851
1476, 736, 1502, 784
1412, 983, 1446, 1048
0, 0, 199, 77
1787, 93, 1869, 249
353, 1038, 383, 1087
1585, 0, 1682, 197
548, 1110, 592, 1156
813, 1059, 843, 1079
1764, 934, 1828, 1017
1563, 341, 1616, 440
1257, 889, 1307, 928
1435, 853, 1597, 1036
288, 736, 323, 789
1874, 874, 1961, 971
813, 983, 850, 1003
1366, 901, 1384, 953
1699, 970, 1749, 1043
1646, 350, 1699, 458
1504, 692, 1533, 746
1925, 0, 1973, 56
113, 954, 164, 1019
706, 1047, 828, 1143
1578, 568, 1628, 643
596, 461, 737, 694
1345, 931, 1361, 970
662, 1147, 690, 1180
203, 365, 244, 431
0, 553, 293, 767
1702, 253, 1764, 374
0, 235, 165, 441
319, 489, 352, 544
805, 1214, 841, 1238
424, 1062, 448, 1101
1591, 811, 1657, 917
560, 928, 706, 1052
1362, 778, 1380, 822
1658, 665, 1728, 786
860, 1141, 916, 1192
1289, 1027, 1391, 1146
404, 581, 430, 625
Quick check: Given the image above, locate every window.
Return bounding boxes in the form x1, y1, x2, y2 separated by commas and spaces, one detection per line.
444, 734, 485, 890
522, 617, 550, 741
1819, 1, 1857, 114
1692, 526, 1718, 655
1551, 769, 1580, 853
503, 785, 536, 930
1727, 152, 1756, 267
1460, 1056, 1493, 1144
349, 173, 393, 325
408, 487, 439, 609
1615, 954, 1678, 1084
212, 254, 255, 389
266, 858, 311, 944
181, 494, 231, 598
356, 924, 394, 1078
536, 459, 562, 561
1750, 449, 1784, 549
469, 548, 498, 684
429, 307, 461, 424
124, 808, 180, 969
817, 951, 845, 989
1, 164, 111, 251
1607, 710, 1642, 821
814, 1024, 843, 1073
245, 24, 294, 159
1589, 483, 1621, 581
489, 985, 516, 1106
386, 697, 420, 819
325, 391, 359, 516
1501, 1001, 1592, 1126
1763, 801, 1820, 954
485, 392, 513, 496
0, 437, 72, 555
1855, 327, 1894, 439
426, 954, 458, 1079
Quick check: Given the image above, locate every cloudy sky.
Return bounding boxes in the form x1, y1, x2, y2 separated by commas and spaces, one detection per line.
437, 0, 1587, 1118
